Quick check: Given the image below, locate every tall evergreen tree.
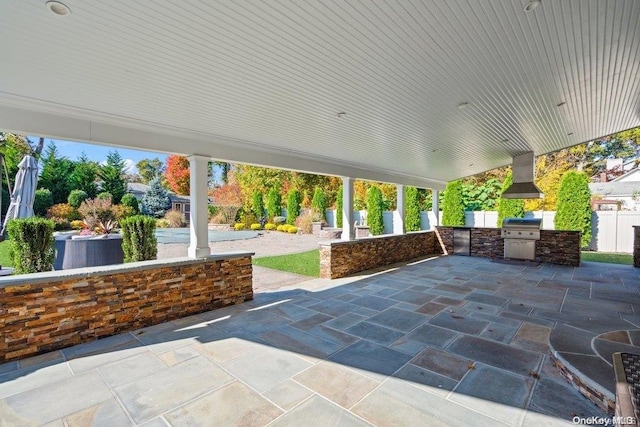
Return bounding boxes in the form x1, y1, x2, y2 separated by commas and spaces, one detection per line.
555, 171, 592, 248
266, 188, 281, 220
252, 191, 264, 218
405, 186, 421, 232
38, 143, 75, 204
99, 151, 128, 204
496, 170, 525, 227
311, 186, 327, 222
141, 177, 171, 218
70, 152, 98, 198
286, 190, 301, 225
441, 181, 465, 226
367, 186, 385, 235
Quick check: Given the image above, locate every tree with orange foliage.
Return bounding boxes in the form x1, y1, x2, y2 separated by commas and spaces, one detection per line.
165, 155, 190, 195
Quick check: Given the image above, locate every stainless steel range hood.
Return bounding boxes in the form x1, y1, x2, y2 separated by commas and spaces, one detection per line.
502, 152, 544, 199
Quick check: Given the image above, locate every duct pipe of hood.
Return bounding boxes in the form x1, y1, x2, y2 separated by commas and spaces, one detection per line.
501, 152, 544, 199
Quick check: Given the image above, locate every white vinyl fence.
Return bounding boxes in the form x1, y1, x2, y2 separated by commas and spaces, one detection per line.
323, 209, 640, 253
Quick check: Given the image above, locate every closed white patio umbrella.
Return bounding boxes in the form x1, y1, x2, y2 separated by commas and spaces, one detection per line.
1, 155, 39, 235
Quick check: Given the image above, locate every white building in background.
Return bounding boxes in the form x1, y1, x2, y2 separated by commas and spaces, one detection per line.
589, 168, 640, 211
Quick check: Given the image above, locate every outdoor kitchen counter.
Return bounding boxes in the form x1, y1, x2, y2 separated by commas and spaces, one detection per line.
436, 226, 581, 266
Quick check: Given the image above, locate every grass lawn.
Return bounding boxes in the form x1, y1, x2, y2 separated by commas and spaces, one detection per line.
581, 251, 633, 265
253, 249, 320, 277
0, 240, 12, 267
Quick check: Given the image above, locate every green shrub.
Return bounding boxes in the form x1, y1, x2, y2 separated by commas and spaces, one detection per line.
311, 187, 327, 222
121, 193, 140, 214
405, 186, 421, 232
97, 192, 113, 200
250, 223, 261, 230
46, 203, 81, 221
286, 190, 301, 225
234, 223, 246, 230
34, 189, 54, 217
496, 170, 525, 227
208, 204, 218, 218
120, 215, 157, 262
266, 188, 281, 221
7, 217, 55, 274
442, 181, 465, 226
252, 191, 264, 218
287, 226, 298, 234
70, 219, 84, 230
273, 216, 286, 225
112, 204, 135, 221
156, 219, 169, 228
555, 170, 592, 247
336, 185, 343, 228
67, 189, 88, 209
265, 223, 276, 230
367, 186, 385, 235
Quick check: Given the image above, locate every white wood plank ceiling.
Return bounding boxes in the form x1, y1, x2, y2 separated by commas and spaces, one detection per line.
0, 0, 639, 189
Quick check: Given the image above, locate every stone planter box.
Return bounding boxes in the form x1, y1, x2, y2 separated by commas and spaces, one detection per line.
312, 221, 324, 236
319, 227, 342, 240
355, 225, 370, 239
54, 234, 124, 270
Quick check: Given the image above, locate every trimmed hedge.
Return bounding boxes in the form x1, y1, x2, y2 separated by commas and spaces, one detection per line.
286, 190, 301, 225
405, 186, 421, 232
496, 170, 525, 227
555, 170, 592, 247
252, 191, 264, 218
266, 188, 281, 221
120, 215, 157, 262
442, 181, 465, 226
311, 186, 327, 222
7, 217, 56, 274
367, 186, 384, 235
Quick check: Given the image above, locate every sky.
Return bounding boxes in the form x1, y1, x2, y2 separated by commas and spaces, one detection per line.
37, 137, 168, 175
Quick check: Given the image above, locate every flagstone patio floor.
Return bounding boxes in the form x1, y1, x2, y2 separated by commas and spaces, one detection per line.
1, 255, 638, 426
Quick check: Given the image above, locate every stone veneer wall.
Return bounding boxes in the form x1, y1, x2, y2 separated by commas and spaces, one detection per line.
551, 354, 615, 416
634, 226, 640, 268
436, 227, 580, 266
0, 254, 253, 362
319, 231, 436, 279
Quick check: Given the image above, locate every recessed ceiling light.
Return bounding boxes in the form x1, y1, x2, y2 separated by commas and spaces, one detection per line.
431, 149, 438, 153
469, 163, 474, 167
457, 102, 469, 110
336, 112, 347, 118
556, 101, 566, 107
501, 138, 510, 143
567, 132, 574, 136
524, 0, 541, 12
46, 1, 71, 15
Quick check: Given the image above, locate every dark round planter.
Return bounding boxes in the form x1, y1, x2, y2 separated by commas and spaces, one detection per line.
54, 234, 124, 270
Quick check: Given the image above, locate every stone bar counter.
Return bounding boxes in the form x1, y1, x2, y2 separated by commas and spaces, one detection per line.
436, 226, 581, 267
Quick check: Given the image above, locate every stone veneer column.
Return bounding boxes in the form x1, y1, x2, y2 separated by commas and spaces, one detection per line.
394, 184, 405, 234
188, 155, 211, 258
342, 177, 355, 241
634, 226, 640, 268
432, 189, 440, 227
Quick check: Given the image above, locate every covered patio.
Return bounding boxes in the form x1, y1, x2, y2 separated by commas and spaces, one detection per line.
2, 256, 638, 425
1, 1, 640, 425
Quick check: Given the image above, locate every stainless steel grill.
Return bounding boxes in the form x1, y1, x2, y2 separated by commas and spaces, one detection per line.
501, 218, 542, 261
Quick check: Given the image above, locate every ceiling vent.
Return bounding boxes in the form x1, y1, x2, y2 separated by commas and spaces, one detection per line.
502, 152, 544, 199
